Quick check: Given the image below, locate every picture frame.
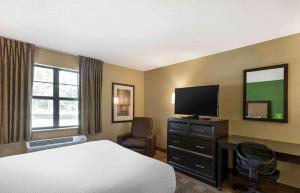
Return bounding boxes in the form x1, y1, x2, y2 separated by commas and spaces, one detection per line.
112, 82, 135, 123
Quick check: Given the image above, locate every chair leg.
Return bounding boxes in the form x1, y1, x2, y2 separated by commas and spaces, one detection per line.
232, 151, 238, 176
245, 180, 263, 193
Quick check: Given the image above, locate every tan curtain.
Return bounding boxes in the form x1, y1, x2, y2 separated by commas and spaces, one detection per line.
0, 37, 35, 144
80, 56, 103, 134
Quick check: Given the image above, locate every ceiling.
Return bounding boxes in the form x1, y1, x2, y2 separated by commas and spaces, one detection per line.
0, 0, 300, 71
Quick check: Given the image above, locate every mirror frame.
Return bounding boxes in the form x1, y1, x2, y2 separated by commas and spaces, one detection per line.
243, 64, 288, 123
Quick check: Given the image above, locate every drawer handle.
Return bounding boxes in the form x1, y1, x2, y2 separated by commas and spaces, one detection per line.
173, 126, 182, 129
172, 156, 181, 161
195, 164, 205, 169
172, 140, 181, 144
195, 145, 205, 149
195, 129, 205, 132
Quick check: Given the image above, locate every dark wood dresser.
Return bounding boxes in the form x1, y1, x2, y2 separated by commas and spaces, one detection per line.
167, 117, 228, 187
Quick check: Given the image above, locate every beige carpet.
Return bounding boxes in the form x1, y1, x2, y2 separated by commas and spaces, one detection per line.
175, 172, 227, 193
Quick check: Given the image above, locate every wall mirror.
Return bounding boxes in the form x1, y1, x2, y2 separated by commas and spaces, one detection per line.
243, 64, 288, 123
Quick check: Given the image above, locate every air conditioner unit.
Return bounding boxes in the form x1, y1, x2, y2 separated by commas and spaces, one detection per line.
26, 135, 87, 152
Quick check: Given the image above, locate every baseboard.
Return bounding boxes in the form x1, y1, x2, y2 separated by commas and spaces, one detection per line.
156, 146, 167, 153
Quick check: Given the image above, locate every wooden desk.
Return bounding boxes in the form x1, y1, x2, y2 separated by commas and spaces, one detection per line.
217, 135, 300, 190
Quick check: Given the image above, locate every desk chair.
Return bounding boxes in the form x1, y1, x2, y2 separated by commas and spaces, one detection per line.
234, 142, 280, 193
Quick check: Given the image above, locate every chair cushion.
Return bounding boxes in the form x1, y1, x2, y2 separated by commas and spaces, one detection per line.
122, 137, 146, 149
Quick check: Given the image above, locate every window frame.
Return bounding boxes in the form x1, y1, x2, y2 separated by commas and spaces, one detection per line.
32, 64, 79, 130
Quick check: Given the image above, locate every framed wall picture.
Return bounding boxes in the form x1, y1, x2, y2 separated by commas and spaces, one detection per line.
112, 83, 135, 123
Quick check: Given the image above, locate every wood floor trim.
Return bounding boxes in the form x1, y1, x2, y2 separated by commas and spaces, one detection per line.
156, 146, 167, 153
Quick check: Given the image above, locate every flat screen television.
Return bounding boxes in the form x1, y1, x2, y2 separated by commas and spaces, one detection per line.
175, 85, 219, 117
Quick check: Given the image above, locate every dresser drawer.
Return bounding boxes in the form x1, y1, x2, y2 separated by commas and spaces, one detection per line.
189, 138, 213, 156
190, 124, 213, 137
169, 135, 213, 156
168, 135, 188, 149
169, 122, 188, 134
168, 150, 214, 178
188, 155, 213, 177
168, 150, 187, 166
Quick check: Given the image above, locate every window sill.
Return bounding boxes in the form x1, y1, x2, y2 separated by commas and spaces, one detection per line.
32, 127, 79, 133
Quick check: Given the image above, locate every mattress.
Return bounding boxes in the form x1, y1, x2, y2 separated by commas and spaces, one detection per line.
0, 140, 176, 193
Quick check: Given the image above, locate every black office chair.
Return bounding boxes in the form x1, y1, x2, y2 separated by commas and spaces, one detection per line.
234, 142, 280, 193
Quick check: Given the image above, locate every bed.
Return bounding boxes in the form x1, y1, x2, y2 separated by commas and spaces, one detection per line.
0, 140, 176, 193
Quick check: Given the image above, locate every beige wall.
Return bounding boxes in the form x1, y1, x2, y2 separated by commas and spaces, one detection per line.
35, 47, 79, 70
144, 33, 300, 188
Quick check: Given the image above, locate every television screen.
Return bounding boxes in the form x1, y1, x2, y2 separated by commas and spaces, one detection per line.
175, 85, 219, 116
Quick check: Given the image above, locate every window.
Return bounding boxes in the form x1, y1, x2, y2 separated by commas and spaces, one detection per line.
32, 65, 79, 130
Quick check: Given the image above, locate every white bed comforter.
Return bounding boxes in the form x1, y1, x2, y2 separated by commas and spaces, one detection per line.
0, 140, 176, 193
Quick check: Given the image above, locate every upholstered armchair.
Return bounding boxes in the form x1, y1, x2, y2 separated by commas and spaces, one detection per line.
117, 117, 156, 157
